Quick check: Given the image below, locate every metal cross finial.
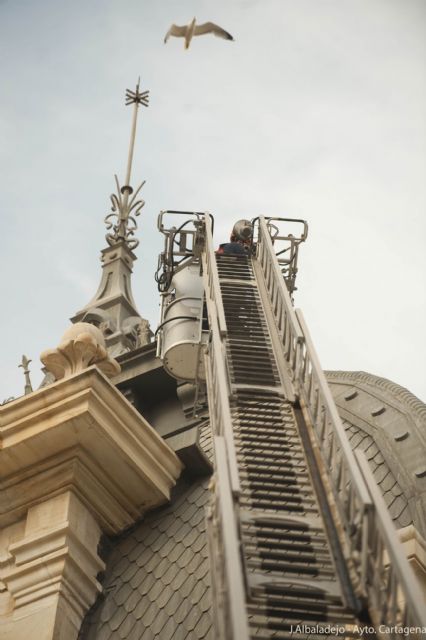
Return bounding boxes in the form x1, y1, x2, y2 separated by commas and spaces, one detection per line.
123, 78, 149, 188
19, 354, 33, 395
125, 77, 149, 107
104, 79, 150, 251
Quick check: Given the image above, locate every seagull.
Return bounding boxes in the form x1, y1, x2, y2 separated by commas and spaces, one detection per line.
164, 18, 234, 49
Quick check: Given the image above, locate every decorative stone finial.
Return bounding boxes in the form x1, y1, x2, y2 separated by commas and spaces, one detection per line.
40, 323, 121, 381
19, 355, 33, 395
104, 79, 149, 251
71, 80, 152, 357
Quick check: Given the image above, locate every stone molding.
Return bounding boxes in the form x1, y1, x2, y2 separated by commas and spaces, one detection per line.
399, 524, 426, 601
0, 367, 182, 527
5, 493, 103, 611
0, 367, 183, 640
0, 492, 104, 640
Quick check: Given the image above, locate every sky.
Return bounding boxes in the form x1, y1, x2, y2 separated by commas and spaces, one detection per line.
0, 0, 425, 402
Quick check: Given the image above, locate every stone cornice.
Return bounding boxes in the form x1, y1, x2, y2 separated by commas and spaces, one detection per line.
0, 366, 183, 640
0, 366, 183, 532
1, 449, 144, 533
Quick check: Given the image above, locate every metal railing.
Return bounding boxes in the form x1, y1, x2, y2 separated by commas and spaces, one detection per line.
294, 306, 373, 593
255, 215, 426, 628
197, 212, 425, 634
253, 216, 308, 295
356, 451, 426, 635
202, 215, 227, 338
256, 217, 304, 380
201, 214, 249, 640
206, 437, 250, 640
155, 210, 211, 292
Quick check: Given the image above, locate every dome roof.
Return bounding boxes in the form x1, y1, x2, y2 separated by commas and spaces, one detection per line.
326, 371, 426, 536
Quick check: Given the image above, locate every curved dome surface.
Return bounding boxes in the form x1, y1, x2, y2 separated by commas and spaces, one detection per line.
326, 370, 426, 537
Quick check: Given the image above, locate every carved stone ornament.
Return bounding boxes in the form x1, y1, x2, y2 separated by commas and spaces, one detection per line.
40, 322, 121, 381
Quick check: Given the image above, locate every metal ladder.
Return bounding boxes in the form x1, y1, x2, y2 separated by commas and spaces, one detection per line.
214, 253, 359, 639
202, 215, 426, 640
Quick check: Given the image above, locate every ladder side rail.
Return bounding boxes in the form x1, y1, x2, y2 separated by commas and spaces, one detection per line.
356, 451, 426, 631
295, 308, 373, 592
203, 305, 241, 496
201, 214, 240, 492
257, 216, 304, 379
256, 216, 373, 593
258, 216, 370, 512
201, 216, 249, 639
204, 214, 228, 337
208, 437, 250, 640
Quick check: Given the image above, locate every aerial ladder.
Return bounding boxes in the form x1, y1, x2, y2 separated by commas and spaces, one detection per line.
155, 211, 425, 640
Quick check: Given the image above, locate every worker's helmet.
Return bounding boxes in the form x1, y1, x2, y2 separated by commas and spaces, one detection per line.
231, 219, 252, 242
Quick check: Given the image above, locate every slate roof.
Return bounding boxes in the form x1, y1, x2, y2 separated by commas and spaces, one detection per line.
79, 426, 213, 640
342, 418, 411, 528
79, 374, 425, 640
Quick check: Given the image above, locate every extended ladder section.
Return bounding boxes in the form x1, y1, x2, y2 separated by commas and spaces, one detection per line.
201, 215, 426, 640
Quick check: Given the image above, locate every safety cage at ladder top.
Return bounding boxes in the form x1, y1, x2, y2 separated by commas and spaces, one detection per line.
251, 216, 308, 295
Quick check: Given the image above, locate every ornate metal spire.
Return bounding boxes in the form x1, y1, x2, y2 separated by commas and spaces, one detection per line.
19, 355, 33, 395
71, 80, 153, 357
104, 79, 149, 250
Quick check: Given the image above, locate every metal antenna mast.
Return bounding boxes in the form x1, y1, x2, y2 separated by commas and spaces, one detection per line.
104, 79, 150, 250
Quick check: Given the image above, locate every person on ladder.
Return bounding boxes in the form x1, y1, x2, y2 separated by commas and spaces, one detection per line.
216, 219, 253, 255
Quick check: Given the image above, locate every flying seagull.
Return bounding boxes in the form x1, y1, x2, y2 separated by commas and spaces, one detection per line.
164, 18, 234, 49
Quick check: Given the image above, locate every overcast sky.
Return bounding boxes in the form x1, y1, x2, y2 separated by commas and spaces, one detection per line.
1, 0, 425, 402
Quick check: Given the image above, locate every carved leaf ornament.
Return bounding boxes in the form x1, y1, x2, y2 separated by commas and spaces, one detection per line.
40, 323, 120, 381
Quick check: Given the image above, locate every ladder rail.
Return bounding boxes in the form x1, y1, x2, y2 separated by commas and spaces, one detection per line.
201, 216, 249, 639
257, 214, 372, 593
356, 451, 426, 632
202, 213, 240, 496
195, 212, 425, 636
211, 251, 360, 634
257, 215, 371, 537
256, 216, 304, 380
256, 214, 426, 628
294, 307, 372, 591
207, 437, 250, 640
203, 215, 228, 337
203, 308, 241, 496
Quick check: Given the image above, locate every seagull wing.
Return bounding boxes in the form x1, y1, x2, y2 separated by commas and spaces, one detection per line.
194, 22, 234, 41
164, 24, 187, 43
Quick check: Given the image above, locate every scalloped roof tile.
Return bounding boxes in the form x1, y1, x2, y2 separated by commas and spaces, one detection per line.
78, 473, 213, 640
78, 371, 425, 640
